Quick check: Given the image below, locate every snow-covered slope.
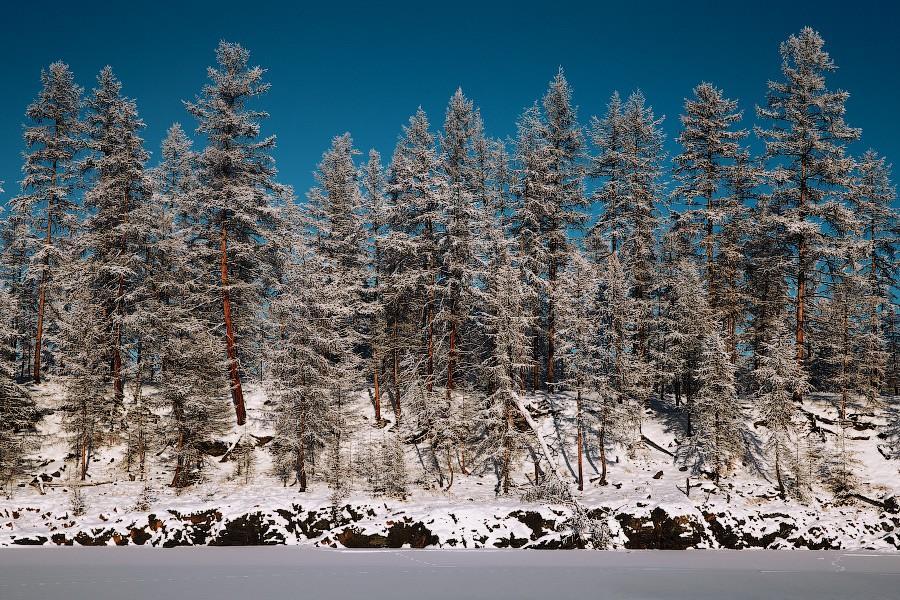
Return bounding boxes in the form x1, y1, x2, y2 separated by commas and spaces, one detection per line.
2, 381, 899, 549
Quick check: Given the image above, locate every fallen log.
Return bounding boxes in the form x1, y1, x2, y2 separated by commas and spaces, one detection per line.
641, 435, 674, 457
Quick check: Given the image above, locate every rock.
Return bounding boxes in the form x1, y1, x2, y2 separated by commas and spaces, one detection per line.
652, 471, 663, 479
616, 507, 707, 550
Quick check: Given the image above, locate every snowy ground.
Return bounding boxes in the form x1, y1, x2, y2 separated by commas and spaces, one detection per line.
2, 548, 900, 599
1, 380, 899, 549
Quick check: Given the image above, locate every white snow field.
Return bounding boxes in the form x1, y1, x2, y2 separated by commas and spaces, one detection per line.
1, 381, 899, 549
1, 548, 900, 600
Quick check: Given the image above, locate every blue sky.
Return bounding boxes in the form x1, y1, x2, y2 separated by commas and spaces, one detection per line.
0, 0, 897, 203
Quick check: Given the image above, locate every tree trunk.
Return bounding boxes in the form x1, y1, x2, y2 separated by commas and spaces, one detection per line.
795, 160, 807, 369
685, 378, 693, 438
547, 248, 556, 388
446, 322, 456, 400
34, 270, 47, 385
298, 410, 307, 491
33, 161, 57, 385
775, 446, 785, 499
599, 415, 608, 486
576, 388, 583, 491
502, 396, 512, 494
220, 219, 246, 426
392, 320, 401, 421
373, 351, 382, 424
112, 273, 125, 403
112, 189, 130, 404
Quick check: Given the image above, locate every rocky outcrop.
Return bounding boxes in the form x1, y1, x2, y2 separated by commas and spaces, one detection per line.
4, 501, 900, 550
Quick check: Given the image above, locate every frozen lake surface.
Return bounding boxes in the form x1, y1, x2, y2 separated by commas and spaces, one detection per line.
1, 548, 899, 599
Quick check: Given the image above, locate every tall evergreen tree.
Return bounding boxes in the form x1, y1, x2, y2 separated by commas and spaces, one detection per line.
384, 108, 441, 418
512, 70, 585, 390
361, 149, 389, 425
754, 323, 810, 498
756, 27, 860, 375
80, 66, 151, 406
186, 42, 290, 426
11, 62, 85, 384
0, 285, 35, 494
672, 83, 748, 330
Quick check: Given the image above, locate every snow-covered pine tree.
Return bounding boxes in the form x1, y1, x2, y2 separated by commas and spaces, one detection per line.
473, 213, 532, 494
588, 92, 627, 257
744, 183, 792, 374
302, 133, 366, 493
383, 108, 441, 416
0, 284, 36, 494
754, 322, 810, 499
0, 195, 36, 382
11, 62, 85, 384
150, 124, 231, 488
186, 41, 291, 426
592, 91, 665, 366
718, 152, 758, 359
556, 250, 602, 491
511, 103, 548, 393
80, 66, 151, 408
672, 83, 748, 328
268, 204, 345, 492
756, 27, 860, 376
847, 150, 897, 399
436, 88, 483, 405
58, 277, 109, 480
511, 71, 586, 392
360, 149, 389, 425
655, 219, 713, 437
678, 325, 743, 482
598, 252, 650, 457
537, 71, 585, 389
620, 91, 666, 360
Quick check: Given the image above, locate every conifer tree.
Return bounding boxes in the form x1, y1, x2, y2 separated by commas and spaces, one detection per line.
361, 149, 389, 425
512, 71, 585, 390
436, 89, 483, 404
186, 41, 290, 426
678, 326, 743, 482
511, 104, 547, 393
12, 62, 85, 384
0, 286, 35, 494
754, 323, 809, 498
756, 27, 860, 374
80, 66, 151, 406
384, 108, 441, 408
557, 250, 602, 491
672, 83, 748, 332
473, 214, 531, 494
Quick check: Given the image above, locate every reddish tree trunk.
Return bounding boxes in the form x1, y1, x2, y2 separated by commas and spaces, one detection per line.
373, 351, 382, 424
112, 273, 125, 402
426, 297, 434, 392
34, 271, 47, 385
392, 321, 401, 420
576, 389, 583, 491
546, 248, 556, 388
599, 417, 608, 486
446, 322, 456, 400
502, 397, 512, 494
220, 220, 246, 426
796, 161, 807, 369
112, 190, 130, 403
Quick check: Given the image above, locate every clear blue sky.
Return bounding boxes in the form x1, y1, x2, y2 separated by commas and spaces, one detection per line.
1, 0, 898, 202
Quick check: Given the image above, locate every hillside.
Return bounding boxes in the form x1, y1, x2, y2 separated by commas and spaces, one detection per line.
2, 380, 899, 549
